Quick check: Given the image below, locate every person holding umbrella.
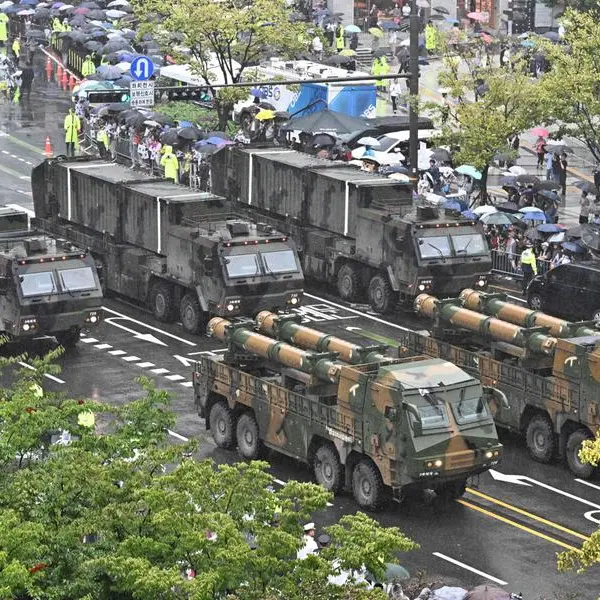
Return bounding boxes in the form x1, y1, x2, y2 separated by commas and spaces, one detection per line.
535, 135, 546, 170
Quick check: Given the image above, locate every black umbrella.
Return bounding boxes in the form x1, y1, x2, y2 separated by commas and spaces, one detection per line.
66, 30, 88, 43
546, 143, 572, 154
86, 9, 106, 19
537, 189, 559, 201
125, 113, 148, 128
26, 29, 46, 39
525, 227, 545, 241
516, 174, 540, 186
96, 65, 123, 80
433, 5, 450, 13
581, 224, 600, 251
101, 39, 131, 53
177, 126, 203, 141
193, 144, 223, 155
312, 132, 338, 147
160, 129, 180, 146
533, 180, 560, 191
566, 223, 593, 240
573, 180, 596, 194
543, 31, 560, 41
69, 14, 87, 26
496, 201, 519, 212
429, 14, 446, 20
106, 102, 130, 113
500, 175, 517, 186
84, 41, 103, 52
380, 164, 410, 175
118, 109, 141, 123
325, 54, 353, 65
280, 109, 367, 136
430, 147, 452, 162
34, 7, 50, 18
146, 112, 176, 126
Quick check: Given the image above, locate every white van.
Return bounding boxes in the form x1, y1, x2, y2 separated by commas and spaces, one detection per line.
351, 129, 438, 165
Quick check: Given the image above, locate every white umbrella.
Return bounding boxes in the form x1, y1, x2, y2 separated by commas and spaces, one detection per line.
357, 136, 380, 147
57, 4, 72, 11
508, 165, 527, 175
106, 8, 126, 18
425, 192, 447, 205
519, 206, 545, 213
472, 205, 498, 215
17, 8, 34, 15
116, 61, 131, 71
389, 173, 410, 182
548, 232, 565, 243
0, 1, 13, 8
107, 0, 130, 5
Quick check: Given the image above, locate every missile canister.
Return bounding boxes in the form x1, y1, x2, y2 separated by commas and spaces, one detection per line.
414, 294, 557, 355
255, 311, 389, 364
207, 317, 341, 383
459, 289, 599, 339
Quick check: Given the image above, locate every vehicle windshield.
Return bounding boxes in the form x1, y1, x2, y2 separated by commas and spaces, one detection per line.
261, 250, 297, 274
417, 233, 487, 259
452, 234, 488, 256
19, 271, 56, 297
406, 390, 450, 433
58, 266, 97, 292
225, 254, 260, 278
376, 136, 399, 152
451, 390, 490, 425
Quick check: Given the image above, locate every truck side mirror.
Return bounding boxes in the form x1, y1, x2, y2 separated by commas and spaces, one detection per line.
384, 406, 398, 420
483, 386, 510, 410
203, 257, 214, 276
402, 401, 421, 435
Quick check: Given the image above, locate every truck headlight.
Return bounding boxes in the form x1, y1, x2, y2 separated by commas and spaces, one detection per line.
485, 451, 494, 459
434, 459, 443, 468
85, 311, 101, 324
23, 323, 30, 331
227, 303, 235, 312
290, 297, 298, 305
20, 317, 38, 332
286, 292, 301, 305
476, 277, 487, 288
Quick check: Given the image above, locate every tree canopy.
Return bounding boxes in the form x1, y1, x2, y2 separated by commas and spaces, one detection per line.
0, 353, 417, 600
133, 0, 311, 126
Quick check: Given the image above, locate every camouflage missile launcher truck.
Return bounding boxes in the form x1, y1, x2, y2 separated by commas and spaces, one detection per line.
403, 289, 600, 478
0, 206, 102, 347
193, 315, 504, 509
211, 147, 491, 313
31, 158, 304, 334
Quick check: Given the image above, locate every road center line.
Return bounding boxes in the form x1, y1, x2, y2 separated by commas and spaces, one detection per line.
457, 499, 580, 551
432, 552, 508, 586
101, 305, 197, 346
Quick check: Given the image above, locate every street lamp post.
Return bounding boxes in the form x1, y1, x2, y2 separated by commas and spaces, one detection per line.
404, 0, 420, 188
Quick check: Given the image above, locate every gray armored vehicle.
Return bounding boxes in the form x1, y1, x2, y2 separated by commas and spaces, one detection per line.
0, 206, 102, 347
32, 158, 304, 333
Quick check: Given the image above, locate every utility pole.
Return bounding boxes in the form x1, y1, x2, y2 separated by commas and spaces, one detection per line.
407, 0, 420, 189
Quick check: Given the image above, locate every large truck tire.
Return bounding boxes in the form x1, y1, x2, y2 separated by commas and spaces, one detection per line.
180, 292, 204, 334
525, 414, 556, 463
313, 444, 343, 493
337, 263, 362, 302
352, 460, 385, 510
566, 429, 595, 479
150, 281, 176, 323
209, 401, 235, 449
368, 274, 397, 314
236, 412, 261, 459
56, 326, 81, 349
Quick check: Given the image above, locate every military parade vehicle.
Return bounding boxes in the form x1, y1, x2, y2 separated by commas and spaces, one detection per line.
211, 147, 491, 313
193, 313, 504, 509
0, 206, 102, 347
31, 157, 304, 334
403, 288, 600, 477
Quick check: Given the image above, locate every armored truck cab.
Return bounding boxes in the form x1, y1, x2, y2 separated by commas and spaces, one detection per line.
194, 317, 503, 509
31, 158, 304, 333
211, 147, 491, 312
0, 207, 102, 347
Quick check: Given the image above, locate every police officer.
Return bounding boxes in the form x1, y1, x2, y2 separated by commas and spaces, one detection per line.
520, 241, 537, 293
11, 37, 20, 61
335, 22, 345, 52
63, 107, 80, 157
81, 54, 96, 77
160, 145, 179, 183
0, 12, 8, 51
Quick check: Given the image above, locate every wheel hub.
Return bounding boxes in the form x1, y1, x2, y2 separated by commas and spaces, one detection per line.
323, 462, 333, 480
155, 294, 165, 314
534, 430, 546, 450
217, 418, 226, 435
244, 429, 253, 445
361, 478, 372, 496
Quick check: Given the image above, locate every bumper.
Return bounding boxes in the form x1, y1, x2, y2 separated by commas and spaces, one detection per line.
10, 308, 103, 338
210, 291, 303, 317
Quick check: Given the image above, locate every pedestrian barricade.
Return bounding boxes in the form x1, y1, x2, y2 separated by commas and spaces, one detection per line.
491, 249, 552, 280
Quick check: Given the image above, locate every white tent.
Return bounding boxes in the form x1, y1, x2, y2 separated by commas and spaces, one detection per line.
159, 56, 241, 87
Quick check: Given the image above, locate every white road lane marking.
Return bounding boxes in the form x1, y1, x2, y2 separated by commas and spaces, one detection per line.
576, 479, 600, 492
165, 374, 185, 381
168, 429, 189, 442
137, 362, 155, 368
94, 343, 112, 350
180, 381, 193, 387
108, 349, 126, 356
151, 367, 169, 374
122, 356, 141, 362
432, 552, 508, 586
80, 337, 98, 344
102, 305, 197, 346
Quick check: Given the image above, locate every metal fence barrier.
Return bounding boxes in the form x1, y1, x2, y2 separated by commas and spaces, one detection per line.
491, 249, 552, 279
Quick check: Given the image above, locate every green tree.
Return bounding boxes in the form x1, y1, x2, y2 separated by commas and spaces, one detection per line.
540, 9, 600, 161
0, 363, 418, 599
556, 431, 600, 597
134, 0, 311, 128
431, 39, 549, 198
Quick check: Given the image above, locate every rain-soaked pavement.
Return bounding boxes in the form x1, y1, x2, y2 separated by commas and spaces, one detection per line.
0, 53, 598, 600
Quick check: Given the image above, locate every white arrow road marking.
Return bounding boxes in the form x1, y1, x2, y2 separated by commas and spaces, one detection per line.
174, 354, 196, 368
432, 552, 508, 586
490, 469, 600, 509
105, 317, 168, 346
102, 305, 196, 346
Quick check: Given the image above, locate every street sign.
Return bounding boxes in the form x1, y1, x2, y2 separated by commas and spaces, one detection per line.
130, 80, 155, 108
130, 55, 154, 81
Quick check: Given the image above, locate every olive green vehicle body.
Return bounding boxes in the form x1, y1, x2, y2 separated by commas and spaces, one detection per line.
0, 207, 102, 346
194, 317, 502, 508
409, 290, 600, 477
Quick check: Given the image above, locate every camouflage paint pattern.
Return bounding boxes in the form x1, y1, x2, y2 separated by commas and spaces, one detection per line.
255, 311, 389, 364
196, 318, 503, 497
415, 294, 557, 355
460, 289, 598, 338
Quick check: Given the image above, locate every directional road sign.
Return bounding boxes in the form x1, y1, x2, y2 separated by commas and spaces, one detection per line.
130, 55, 154, 81
130, 80, 155, 108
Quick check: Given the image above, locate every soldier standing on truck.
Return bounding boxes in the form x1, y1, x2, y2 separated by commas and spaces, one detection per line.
520, 242, 537, 293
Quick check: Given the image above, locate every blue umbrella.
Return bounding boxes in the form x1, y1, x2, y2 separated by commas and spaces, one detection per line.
206, 136, 229, 145
345, 24, 361, 33
444, 200, 462, 211
562, 241, 586, 253
250, 87, 267, 98
381, 21, 401, 30
455, 164, 482, 180
461, 210, 478, 220
20, 0, 38, 5
537, 223, 566, 233
179, 121, 193, 128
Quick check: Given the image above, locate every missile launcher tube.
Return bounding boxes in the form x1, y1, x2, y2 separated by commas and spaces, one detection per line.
207, 317, 341, 383
414, 294, 557, 355
459, 289, 598, 338
255, 311, 389, 364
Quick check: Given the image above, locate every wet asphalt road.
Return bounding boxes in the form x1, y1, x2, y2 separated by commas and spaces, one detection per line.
0, 55, 599, 600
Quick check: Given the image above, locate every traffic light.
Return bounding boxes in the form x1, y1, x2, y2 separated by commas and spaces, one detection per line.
163, 86, 212, 102
85, 90, 131, 104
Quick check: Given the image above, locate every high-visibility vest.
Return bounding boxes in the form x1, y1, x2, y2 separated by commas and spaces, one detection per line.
521, 248, 537, 274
